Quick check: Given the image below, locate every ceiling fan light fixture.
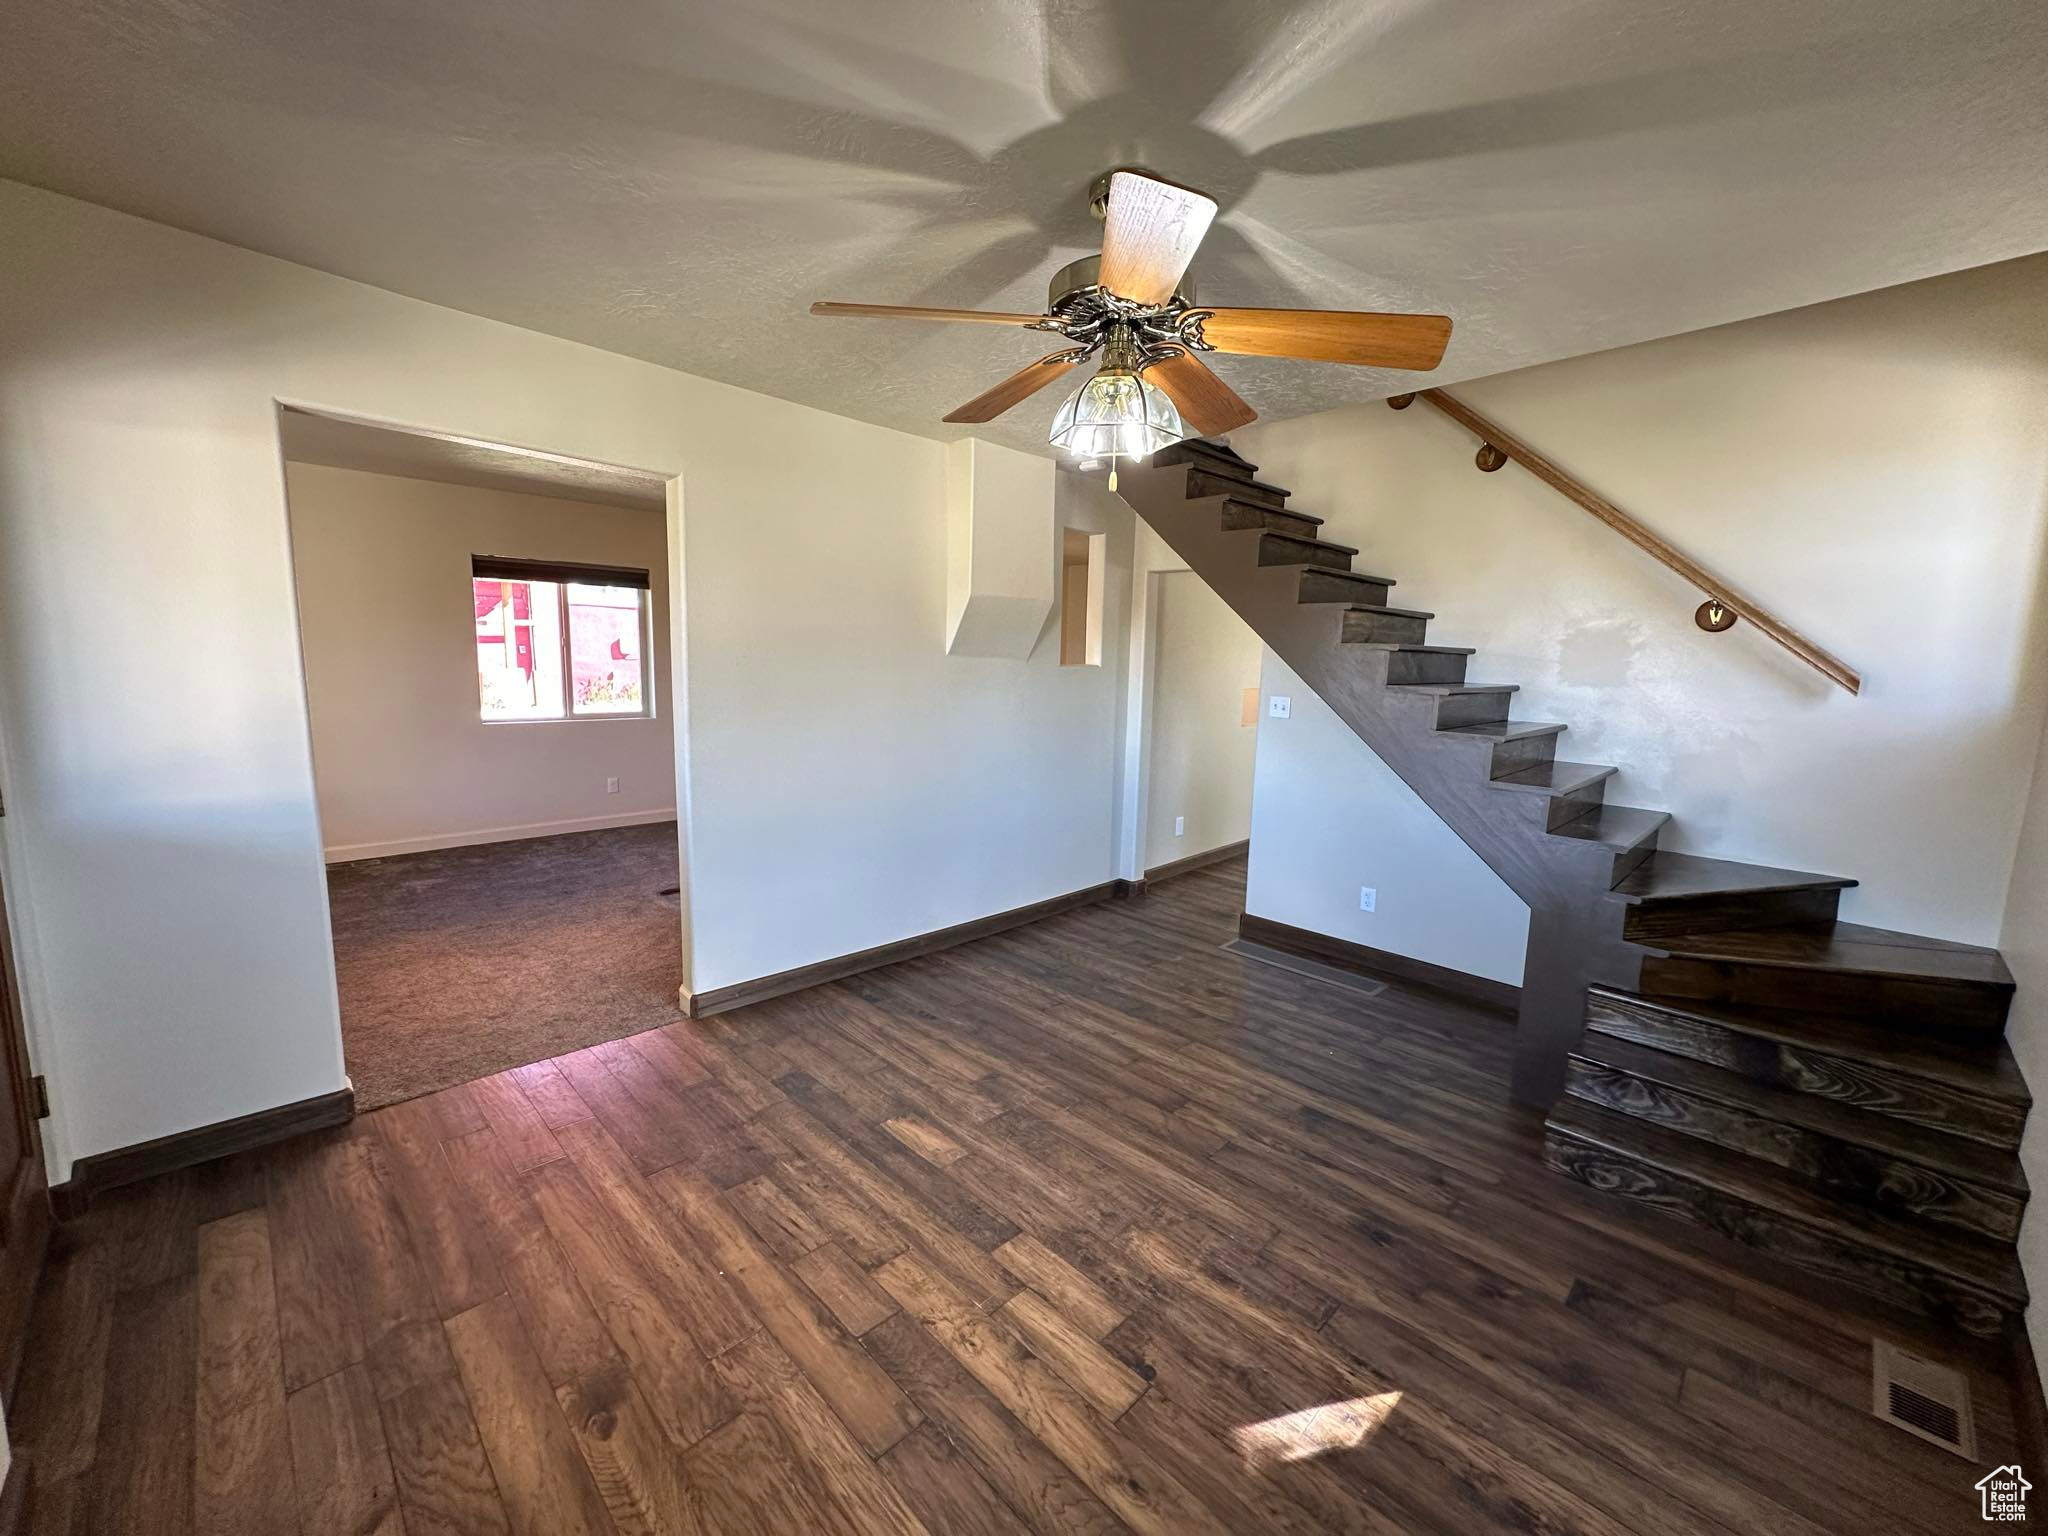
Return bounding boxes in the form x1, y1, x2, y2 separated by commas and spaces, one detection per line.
813, 171, 1453, 436
1048, 331, 1184, 463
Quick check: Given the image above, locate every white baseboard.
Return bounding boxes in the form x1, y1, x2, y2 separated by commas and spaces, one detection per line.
324, 809, 678, 864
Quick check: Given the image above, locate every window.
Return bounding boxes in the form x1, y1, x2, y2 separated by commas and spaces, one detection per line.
565, 583, 648, 715
474, 576, 567, 720
472, 556, 650, 721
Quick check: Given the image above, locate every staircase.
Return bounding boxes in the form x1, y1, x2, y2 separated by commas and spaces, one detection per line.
1119, 438, 2028, 1337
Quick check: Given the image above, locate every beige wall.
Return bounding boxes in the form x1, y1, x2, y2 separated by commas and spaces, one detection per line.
1236, 254, 2048, 978
1144, 570, 1261, 870
285, 463, 676, 859
1247, 653, 1532, 983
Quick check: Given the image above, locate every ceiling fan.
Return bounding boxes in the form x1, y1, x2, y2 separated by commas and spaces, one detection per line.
811, 168, 1452, 475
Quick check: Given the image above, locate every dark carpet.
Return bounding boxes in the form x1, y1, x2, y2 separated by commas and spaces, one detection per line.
326, 821, 684, 1109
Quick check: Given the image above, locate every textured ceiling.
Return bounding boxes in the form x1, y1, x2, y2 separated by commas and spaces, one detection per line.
280, 407, 669, 510
5, 1, 2048, 455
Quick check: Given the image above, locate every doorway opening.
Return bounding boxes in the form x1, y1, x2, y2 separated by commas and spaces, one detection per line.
277, 405, 684, 1109
1138, 567, 1262, 878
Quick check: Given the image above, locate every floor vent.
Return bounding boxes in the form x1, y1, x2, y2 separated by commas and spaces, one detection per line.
1222, 939, 1388, 998
1872, 1339, 1975, 1459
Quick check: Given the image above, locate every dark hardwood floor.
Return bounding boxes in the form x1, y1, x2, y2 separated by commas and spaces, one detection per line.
10, 857, 2026, 1533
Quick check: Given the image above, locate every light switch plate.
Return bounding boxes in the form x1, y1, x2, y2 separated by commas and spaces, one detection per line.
1174, 816, 1185, 837
1268, 695, 1291, 719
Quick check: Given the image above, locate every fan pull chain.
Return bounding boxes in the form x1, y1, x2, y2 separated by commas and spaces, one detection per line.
1107, 452, 1118, 493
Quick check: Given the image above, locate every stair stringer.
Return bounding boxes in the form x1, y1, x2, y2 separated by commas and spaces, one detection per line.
1115, 460, 1650, 1103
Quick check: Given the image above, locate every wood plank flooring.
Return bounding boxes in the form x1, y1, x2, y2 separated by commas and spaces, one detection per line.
10, 858, 2028, 1532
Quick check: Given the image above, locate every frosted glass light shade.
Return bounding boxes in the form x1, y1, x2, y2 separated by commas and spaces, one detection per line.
1048, 366, 1184, 461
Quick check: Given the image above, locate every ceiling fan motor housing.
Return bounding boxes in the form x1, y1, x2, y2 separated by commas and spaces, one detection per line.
1088, 166, 1155, 220
1047, 255, 1195, 316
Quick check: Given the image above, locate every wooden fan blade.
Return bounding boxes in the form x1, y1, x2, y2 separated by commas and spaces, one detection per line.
811, 301, 1048, 327
942, 352, 1081, 424
1195, 308, 1452, 370
1098, 171, 1217, 306
1145, 351, 1257, 437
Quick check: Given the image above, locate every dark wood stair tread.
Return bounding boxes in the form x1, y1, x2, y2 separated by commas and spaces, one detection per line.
1572, 1034, 2028, 1195
1547, 1099, 2027, 1304
1357, 642, 1474, 657
1586, 985, 2031, 1107
1223, 494, 1322, 527
1259, 530, 1360, 558
1548, 804, 1668, 853
1647, 921, 2016, 991
1345, 602, 1432, 621
1296, 567, 1399, 595
1611, 850, 1856, 906
1437, 720, 1569, 745
1386, 682, 1519, 697
1199, 469, 1292, 501
1488, 760, 1618, 797
1157, 439, 1260, 476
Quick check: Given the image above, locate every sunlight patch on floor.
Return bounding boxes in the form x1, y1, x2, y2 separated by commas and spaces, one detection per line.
1231, 1391, 1404, 1472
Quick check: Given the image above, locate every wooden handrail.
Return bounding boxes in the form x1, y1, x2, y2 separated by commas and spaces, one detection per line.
1389, 388, 1861, 695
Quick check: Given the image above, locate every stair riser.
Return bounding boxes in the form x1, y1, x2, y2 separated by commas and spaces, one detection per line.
1544, 1127, 2012, 1336
1546, 784, 1610, 832
1434, 691, 1513, 728
1607, 835, 1659, 887
1258, 535, 1350, 571
1186, 466, 1283, 508
1622, 886, 1842, 942
1385, 650, 1469, 686
1564, 1059, 2024, 1243
1340, 609, 1428, 646
1586, 998, 2025, 1148
1487, 732, 1560, 780
1298, 569, 1392, 607
1637, 957, 2013, 1038
1546, 811, 1662, 883
1220, 501, 1322, 540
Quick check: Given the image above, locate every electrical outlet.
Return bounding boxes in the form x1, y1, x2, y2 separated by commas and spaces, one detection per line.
605, 776, 620, 794
1174, 816, 1185, 837
1268, 695, 1291, 719
1359, 886, 1377, 912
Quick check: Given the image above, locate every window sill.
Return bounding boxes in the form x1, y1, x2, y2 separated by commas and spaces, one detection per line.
480, 714, 656, 726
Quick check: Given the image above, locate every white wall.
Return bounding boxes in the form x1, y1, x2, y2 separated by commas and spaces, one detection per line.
1247, 656, 1532, 984
0, 180, 1133, 1180
692, 459, 1132, 994
1143, 571, 1261, 870
2003, 704, 2048, 1390
286, 464, 676, 859
1236, 255, 2048, 980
